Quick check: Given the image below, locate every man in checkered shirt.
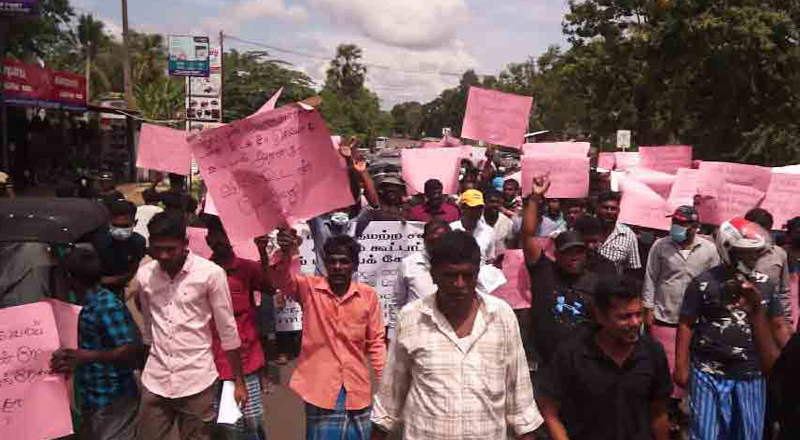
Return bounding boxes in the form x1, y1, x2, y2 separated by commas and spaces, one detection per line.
371, 230, 543, 440
51, 247, 144, 440
595, 191, 642, 273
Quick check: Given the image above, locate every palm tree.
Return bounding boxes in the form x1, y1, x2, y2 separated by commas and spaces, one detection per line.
130, 31, 166, 85
77, 14, 111, 101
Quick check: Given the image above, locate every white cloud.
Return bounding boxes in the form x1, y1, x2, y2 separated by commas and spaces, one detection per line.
101, 17, 124, 41
308, 0, 469, 50
201, 0, 308, 35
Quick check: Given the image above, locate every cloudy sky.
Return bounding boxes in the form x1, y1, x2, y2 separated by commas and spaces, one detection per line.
71, 0, 571, 108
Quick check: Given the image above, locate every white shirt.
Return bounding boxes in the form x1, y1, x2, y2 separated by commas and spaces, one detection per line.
134, 204, 163, 245
487, 213, 514, 257
394, 251, 507, 311
450, 218, 497, 264
372, 293, 543, 440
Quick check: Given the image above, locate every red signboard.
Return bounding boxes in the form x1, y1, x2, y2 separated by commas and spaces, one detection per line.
1, 58, 87, 109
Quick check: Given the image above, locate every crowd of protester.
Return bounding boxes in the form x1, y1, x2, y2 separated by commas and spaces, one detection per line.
2, 142, 800, 440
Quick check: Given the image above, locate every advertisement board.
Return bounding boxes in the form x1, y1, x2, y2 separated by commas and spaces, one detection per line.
168, 35, 210, 77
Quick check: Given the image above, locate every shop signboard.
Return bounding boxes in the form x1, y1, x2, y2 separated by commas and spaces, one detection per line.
168, 35, 210, 77
1, 58, 86, 109
0, 0, 38, 14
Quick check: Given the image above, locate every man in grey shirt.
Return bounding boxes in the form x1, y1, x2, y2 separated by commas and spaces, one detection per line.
643, 206, 720, 398
746, 208, 793, 324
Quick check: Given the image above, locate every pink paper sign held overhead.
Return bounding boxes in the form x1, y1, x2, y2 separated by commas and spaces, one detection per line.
522, 142, 590, 158
189, 104, 354, 243
638, 145, 693, 174
627, 168, 677, 200
43, 298, 83, 349
667, 168, 704, 210
697, 183, 766, 226
597, 152, 616, 170
401, 148, 462, 195
618, 176, 672, 231
0, 302, 74, 440
250, 86, 283, 117
759, 173, 800, 230
461, 86, 533, 148
423, 135, 463, 149
698, 162, 772, 194
521, 155, 590, 198
614, 152, 641, 172
136, 123, 191, 175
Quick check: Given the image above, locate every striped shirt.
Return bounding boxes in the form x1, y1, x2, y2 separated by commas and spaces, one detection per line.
372, 293, 543, 439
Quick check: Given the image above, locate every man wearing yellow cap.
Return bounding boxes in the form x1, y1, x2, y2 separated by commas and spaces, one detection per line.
450, 189, 497, 265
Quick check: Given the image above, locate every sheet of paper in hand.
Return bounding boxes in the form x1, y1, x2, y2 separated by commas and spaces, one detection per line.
0, 302, 74, 440
522, 142, 590, 158
521, 154, 590, 198
461, 86, 533, 148
189, 105, 354, 243
760, 173, 800, 231
618, 176, 672, 231
638, 145, 692, 175
402, 148, 462, 195
136, 123, 191, 175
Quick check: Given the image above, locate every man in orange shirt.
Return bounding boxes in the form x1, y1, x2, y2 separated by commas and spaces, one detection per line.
274, 229, 386, 440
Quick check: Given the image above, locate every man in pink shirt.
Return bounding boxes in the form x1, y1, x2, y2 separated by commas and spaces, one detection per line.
133, 212, 247, 440
273, 230, 386, 440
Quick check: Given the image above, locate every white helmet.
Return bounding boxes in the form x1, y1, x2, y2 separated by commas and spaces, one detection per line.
716, 218, 770, 273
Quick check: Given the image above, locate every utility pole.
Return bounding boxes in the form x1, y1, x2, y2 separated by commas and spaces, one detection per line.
121, 0, 133, 107
0, 17, 9, 173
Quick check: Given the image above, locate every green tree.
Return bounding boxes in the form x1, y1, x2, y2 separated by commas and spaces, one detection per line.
76, 13, 111, 101
222, 49, 315, 121
4, 0, 74, 60
324, 44, 367, 97
134, 75, 183, 121
390, 101, 423, 138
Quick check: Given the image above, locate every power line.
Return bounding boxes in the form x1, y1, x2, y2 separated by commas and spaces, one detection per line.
223, 34, 485, 79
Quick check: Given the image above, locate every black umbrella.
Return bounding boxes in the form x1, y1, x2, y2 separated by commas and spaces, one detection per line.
0, 198, 109, 244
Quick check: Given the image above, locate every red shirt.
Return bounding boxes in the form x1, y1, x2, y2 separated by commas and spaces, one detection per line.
211, 257, 266, 379
407, 202, 461, 223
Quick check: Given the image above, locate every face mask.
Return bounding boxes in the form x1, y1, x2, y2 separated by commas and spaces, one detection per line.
109, 226, 134, 241
670, 224, 688, 243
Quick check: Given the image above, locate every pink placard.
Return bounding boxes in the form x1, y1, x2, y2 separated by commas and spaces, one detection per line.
189, 104, 355, 243
203, 193, 219, 215
627, 168, 677, 200
522, 142, 590, 157
136, 123, 191, 175
598, 152, 615, 170
696, 183, 766, 226
401, 148, 462, 195
698, 161, 772, 194
757, 173, 800, 230
43, 299, 82, 349
0, 303, 73, 440
667, 168, 703, 209
521, 155, 590, 198
618, 176, 672, 231
491, 249, 531, 309
638, 145, 693, 174
461, 86, 533, 148
613, 152, 640, 171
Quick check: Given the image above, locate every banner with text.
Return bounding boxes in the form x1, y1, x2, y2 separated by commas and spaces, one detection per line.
522, 142, 590, 158
638, 145, 693, 174
137, 123, 191, 175
757, 173, 800, 230
461, 86, 532, 148
189, 105, 354, 243
0, 302, 73, 440
619, 176, 672, 231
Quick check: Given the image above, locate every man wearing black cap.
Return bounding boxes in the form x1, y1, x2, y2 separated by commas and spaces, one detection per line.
522, 175, 611, 367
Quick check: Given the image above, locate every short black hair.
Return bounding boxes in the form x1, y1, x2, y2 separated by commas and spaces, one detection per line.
503, 179, 520, 189
787, 217, 800, 232
142, 187, 161, 205
424, 218, 451, 237
148, 211, 188, 241
429, 230, 481, 268
161, 191, 198, 214
563, 198, 588, 209
203, 214, 226, 234
107, 199, 136, 218
745, 208, 774, 232
597, 191, 621, 205
483, 188, 502, 200
64, 247, 102, 286
323, 235, 361, 267
574, 215, 604, 236
424, 179, 443, 193
594, 275, 642, 312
